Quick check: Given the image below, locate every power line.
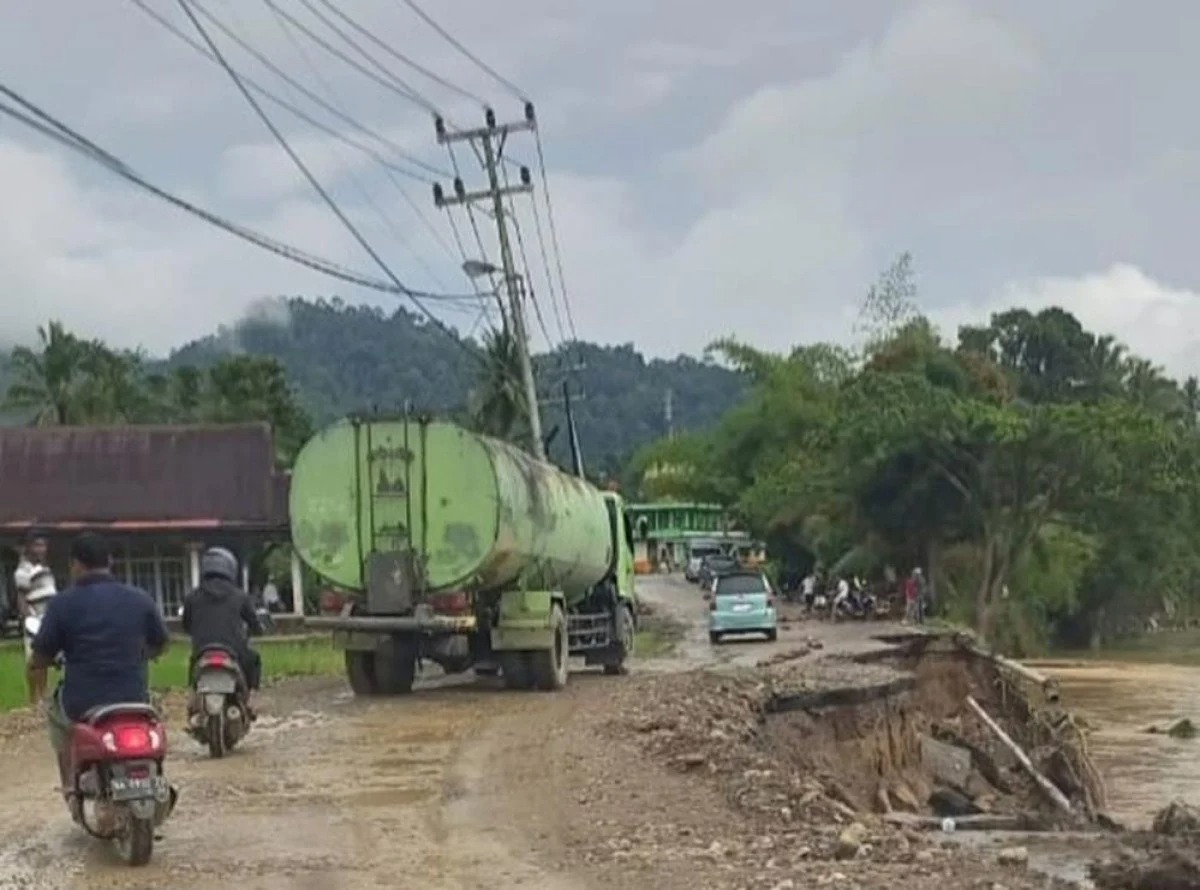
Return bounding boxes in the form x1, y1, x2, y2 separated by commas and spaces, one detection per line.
175, 0, 483, 361
129, 0, 444, 181
399, 0, 528, 101
279, 0, 508, 299
263, 0, 469, 297
314, 0, 487, 107
532, 127, 580, 344
0, 91, 479, 303
261, 0, 436, 114
502, 164, 561, 353
379, 1, 578, 345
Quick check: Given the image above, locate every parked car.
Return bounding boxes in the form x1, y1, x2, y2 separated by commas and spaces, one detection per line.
707, 571, 778, 644
697, 554, 738, 590
685, 544, 723, 582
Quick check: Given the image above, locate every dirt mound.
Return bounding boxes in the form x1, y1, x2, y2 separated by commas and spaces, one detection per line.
1090, 802, 1200, 889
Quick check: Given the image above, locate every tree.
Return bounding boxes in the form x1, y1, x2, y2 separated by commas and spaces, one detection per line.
4, 321, 93, 425
469, 324, 531, 449
3, 322, 313, 464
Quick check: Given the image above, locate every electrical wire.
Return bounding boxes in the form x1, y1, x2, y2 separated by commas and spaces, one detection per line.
389, 0, 579, 347
175, 0, 484, 360
129, 0, 444, 181
274, 0, 501, 302
263, 0, 467, 297
502, 165, 560, 354
0, 91, 480, 303
533, 128, 579, 345
314, 0, 487, 107
261, 0, 436, 114
398, 0, 528, 101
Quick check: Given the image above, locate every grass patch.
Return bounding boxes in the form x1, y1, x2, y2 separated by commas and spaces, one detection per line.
635, 612, 686, 658
0, 637, 343, 714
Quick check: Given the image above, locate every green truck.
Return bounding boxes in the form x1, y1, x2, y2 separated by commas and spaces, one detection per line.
296, 417, 638, 694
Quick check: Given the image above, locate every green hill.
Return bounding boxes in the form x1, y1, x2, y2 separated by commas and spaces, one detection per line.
167, 297, 745, 476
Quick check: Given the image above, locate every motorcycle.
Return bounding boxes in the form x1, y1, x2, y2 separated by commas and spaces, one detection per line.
25, 616, 176, 867
186, 644, 251, 758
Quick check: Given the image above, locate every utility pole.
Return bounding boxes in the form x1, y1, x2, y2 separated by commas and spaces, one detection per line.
433, 105, 545, 458
664, 387, 675, 440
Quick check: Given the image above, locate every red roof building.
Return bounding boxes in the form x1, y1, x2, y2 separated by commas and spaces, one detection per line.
0, 423, 301, 616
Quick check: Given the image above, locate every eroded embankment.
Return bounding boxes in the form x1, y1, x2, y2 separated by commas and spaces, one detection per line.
613, 632, 1108, 869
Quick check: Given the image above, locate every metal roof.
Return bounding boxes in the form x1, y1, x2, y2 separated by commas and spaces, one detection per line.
0, 423, 289, 530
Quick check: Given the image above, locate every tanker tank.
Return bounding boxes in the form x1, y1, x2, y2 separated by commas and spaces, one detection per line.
289, 418, 615, 603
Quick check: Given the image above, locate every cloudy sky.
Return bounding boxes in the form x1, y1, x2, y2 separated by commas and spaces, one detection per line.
2, 0, 1199, 375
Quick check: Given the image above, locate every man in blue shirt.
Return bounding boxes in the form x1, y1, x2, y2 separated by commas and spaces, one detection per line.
27, 532, 170, 792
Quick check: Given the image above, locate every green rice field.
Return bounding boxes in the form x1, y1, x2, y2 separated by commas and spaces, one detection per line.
0, 637, 343, 714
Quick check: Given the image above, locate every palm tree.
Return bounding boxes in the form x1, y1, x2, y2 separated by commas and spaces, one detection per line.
470, 324, 530, 448
3, 321, 91, 425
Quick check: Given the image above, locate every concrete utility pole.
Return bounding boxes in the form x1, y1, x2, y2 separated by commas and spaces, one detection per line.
434, 105, 545, 459
665, 387, 675, 440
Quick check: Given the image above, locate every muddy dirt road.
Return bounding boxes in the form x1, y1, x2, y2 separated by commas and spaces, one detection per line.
0, 578, 1073, 889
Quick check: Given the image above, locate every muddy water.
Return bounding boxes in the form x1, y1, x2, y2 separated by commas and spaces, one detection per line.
1033, 657, 1200, 829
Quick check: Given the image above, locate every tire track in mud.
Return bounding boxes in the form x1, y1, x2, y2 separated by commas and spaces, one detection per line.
0, 671, 604, 890
0, 576, 798, 890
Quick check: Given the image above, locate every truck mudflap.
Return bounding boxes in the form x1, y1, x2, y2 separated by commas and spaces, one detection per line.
305, 614, 477, 635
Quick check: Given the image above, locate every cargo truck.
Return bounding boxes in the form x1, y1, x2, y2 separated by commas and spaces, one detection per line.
297, 417, 637, 694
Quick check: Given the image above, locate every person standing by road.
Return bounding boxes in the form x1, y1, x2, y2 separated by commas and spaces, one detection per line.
902, 569, 922, 624
13, 531, 49, 620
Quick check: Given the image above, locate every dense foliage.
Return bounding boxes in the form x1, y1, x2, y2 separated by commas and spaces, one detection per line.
0, 298, 745, 476
628, 256, 1200, 653
2, 321, 313, 463
168, 297, 745, 477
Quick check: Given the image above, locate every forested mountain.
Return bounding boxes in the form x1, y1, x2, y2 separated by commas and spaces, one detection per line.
0, 297, 744, 477
164, 298, 746, 476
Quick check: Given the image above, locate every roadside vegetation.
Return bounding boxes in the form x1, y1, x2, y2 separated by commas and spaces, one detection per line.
0, 637, 342, 713
628, 254, 1200, 656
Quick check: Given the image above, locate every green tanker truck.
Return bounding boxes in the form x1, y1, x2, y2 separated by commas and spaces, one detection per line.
296, 416, 637, 694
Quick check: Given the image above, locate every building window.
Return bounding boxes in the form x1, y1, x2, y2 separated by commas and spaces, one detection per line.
112, 545, 190, 615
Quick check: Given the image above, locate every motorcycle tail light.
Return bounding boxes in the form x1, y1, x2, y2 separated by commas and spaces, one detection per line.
102, 722, 162, 755
202, 651, 231, 667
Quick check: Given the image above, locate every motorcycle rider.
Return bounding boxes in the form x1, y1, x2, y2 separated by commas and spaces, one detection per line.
181, 547, 263, 717
27, 532, 170, 796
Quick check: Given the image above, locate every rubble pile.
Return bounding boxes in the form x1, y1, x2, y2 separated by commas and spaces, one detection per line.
608, 643, 1109, 878
1090, 801, 1200, 890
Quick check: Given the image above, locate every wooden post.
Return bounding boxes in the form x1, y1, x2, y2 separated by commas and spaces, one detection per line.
186, 543, 201, 590
965, 696, 1073, 814
290, 549, 305, 617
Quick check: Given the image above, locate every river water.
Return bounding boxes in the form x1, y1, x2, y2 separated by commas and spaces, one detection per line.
1032, 642, 1200, 829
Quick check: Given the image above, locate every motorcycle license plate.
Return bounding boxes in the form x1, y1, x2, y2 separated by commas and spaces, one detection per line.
197, 672, 237, 694
109, 775, 166, 802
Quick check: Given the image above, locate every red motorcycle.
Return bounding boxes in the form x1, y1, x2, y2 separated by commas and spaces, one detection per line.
65, 702, 177, 866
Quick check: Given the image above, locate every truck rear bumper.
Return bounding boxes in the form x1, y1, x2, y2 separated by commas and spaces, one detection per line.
305, 614, 476, 635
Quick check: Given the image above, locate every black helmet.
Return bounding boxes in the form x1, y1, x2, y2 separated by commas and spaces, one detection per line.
200, 546, 238, 583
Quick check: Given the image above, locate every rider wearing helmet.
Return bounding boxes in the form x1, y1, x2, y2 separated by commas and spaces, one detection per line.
181, 547, 263, 714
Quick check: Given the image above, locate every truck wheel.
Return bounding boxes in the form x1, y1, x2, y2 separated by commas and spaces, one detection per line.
500, 652, 532, 690
344, 651, 380, 696
529, 604, 569, 691
375, 636, 417, 695
603, 604, 635, 676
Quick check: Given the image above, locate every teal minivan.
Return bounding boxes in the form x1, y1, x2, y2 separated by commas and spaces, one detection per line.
706, 570, 778, 644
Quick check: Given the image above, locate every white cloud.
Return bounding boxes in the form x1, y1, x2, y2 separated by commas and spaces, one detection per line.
0, 0, 1197, 382
935, 265, 1200, 380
